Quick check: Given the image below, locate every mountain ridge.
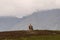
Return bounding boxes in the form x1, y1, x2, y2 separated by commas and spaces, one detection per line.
0, 9, 60, 31
11, 9, 60, 30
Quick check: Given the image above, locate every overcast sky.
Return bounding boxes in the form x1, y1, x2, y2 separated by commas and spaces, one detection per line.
0, 0, 59, 18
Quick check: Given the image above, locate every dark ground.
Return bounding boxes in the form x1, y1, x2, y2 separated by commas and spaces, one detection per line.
0, 30, 60, 39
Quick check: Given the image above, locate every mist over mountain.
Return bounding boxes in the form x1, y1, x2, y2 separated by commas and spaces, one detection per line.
11, 9, 60, 30
0, 16, 22, 31
0, 9, 60, 31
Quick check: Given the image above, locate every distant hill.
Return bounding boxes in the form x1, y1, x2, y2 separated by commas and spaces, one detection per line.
0, 16, 21, 31
11, 9, 60, 30
0, 9, 60, 31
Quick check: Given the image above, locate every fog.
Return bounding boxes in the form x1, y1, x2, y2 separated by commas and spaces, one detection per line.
0, 0, 59, 18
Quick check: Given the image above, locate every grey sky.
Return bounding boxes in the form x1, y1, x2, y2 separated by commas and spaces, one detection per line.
0, 0, 59, 18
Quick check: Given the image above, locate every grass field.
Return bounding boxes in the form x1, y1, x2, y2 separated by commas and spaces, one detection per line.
0, 30, 60, 40
1, 34, 60, 40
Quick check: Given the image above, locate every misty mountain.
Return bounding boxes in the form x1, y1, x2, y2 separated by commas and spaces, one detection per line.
11, 9, 60, 30
0, 16, 22, 31
0, 9, 60, 31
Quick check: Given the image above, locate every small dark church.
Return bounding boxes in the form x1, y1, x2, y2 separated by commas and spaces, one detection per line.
28, 24, 33, 31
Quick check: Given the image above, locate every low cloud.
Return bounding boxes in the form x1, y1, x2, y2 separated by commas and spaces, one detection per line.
0, 0, 59, 18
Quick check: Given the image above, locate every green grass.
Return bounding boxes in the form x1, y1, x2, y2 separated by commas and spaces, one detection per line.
1, 35, 60, 40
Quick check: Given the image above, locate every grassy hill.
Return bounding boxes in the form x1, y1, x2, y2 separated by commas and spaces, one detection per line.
0, 30, 60, 40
